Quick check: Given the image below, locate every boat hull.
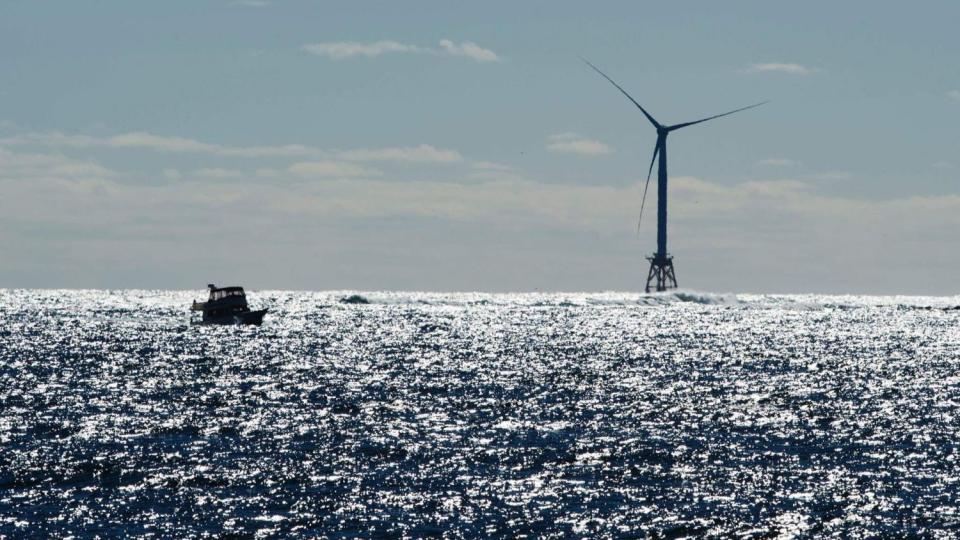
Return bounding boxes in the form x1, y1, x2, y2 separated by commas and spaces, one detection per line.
193, 309, 268, 326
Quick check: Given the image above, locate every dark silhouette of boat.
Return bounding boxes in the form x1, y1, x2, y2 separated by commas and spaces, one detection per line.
191, 284, 267, 326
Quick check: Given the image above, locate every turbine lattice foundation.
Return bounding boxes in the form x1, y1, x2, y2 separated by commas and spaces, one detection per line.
646, 255, 678, 293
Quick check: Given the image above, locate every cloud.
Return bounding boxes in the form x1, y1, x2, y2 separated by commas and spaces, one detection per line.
302, 39, 500, 62
948, 90, 960, 102
194, 168, 243, 179
3, 150, 955, 239
230, 0, 270, 6
746, 63, 815, 76
472, 161, 514, 171
810, 171, 853, 181
256, 168, 280, 178
302, 41, 419, 60
0, 146, 916, 252
546, 133, 612, 156
0, 131, 462, 164
337, 144, 462, 163
0, 131, 312, 158
467, 161, 525, 183
0, 147, 114, 180
933, 161, 955, 170
105, 132, 223, 153
107, 132, 316, 158
437, 40, 500, 62
755, 158, 799, 167
6, 144, 960, 293
287, 161, 380, 178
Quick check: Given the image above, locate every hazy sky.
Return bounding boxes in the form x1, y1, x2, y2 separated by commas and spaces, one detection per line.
1, 1, 959, 294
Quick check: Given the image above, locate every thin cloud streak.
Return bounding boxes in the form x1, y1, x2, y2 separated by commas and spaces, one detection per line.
302, 41, 419, 60
437, 40, 500, 62
287, 161, 381, 178
0, 131, 463, 164
0, 131, 309, 158
194, 168, 243, 179
338, 145, 462, 163
302, 39, 500, 62
810, 171, 853, 181
546, 133, 612, 156
755, 158, 799, 167
746, 63, 815, 75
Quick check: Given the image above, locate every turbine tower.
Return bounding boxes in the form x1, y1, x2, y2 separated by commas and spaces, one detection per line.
584, 59, 767, 292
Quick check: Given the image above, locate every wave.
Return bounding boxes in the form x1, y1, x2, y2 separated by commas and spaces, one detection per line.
321, 290, 742, 308
319, 290, 960, 310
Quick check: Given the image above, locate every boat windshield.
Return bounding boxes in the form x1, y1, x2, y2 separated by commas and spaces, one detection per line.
210, 289, 245, 301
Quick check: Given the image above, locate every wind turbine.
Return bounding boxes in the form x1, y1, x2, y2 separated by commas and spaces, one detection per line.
583, 59, 767, 292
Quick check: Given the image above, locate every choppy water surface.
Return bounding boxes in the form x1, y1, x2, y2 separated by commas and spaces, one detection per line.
3, 290, 960, 538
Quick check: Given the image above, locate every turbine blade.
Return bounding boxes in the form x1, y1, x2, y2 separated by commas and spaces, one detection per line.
637, 142, 660, 235
668, 100, 769, 131
582, 57, 662, 129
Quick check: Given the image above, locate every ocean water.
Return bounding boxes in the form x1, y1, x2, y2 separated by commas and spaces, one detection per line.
2, 289, 960, 538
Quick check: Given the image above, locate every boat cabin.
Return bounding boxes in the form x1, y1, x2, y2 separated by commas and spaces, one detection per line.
191, 284, 258, 322
191, 284, 268, 325
208, 285, 246, 302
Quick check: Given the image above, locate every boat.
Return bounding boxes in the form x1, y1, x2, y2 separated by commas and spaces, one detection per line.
191, 284, 268, 325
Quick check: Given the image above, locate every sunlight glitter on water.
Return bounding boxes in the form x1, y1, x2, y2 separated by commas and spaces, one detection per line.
2, 289, 960, 537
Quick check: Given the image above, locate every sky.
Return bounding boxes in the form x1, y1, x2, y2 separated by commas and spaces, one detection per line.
1, 1, 959, 294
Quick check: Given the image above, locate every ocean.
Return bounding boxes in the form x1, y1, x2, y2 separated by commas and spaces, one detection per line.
2, 289, 960, 538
